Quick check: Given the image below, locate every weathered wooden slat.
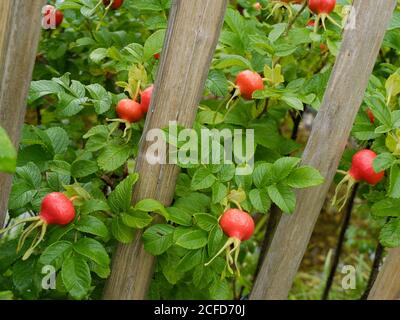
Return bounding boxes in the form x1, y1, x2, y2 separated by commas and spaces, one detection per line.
0, 0, 46, 226
103, 0, 228, 300
368, 248, 400, 300
251, 0, 397, 300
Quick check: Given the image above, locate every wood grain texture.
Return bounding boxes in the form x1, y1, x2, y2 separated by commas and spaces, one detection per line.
0, 0, 45, 226
102, 0, 228, 300
250, 0, 397, 300
368, 248, 400, 300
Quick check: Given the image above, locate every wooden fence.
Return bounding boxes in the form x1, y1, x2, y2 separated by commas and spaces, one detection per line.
0, 0, 399, 301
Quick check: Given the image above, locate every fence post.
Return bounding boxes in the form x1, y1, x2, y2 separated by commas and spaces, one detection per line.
0, 0, 46, 226
368, 248, 400, 300
103, 0, 228, 300
250, 0, 397, 300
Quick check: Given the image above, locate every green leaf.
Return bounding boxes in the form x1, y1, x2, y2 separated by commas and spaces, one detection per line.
29, 80, 62, 102
206, 70, 228, 97
249, 188, 271, 213
272, 157, 301, 182
143, 224, 175, 255
373, 152, 396, 172
39, 241, 73, 266
209, 278, 233, 299
135, 198, 169, 219
367, 96, 392, 127
167, 207, 193, 226
143, 29, 166, 61
12, 258, 39, 299
49, 160, 71, 176
389, 164, 400, 198
108, 173, 139, 214
371, 198, 400, 217
267, 184, 296, 213
75, 216, 109, 238
8, 182, 36, 210
0, 126, 16, 173
86, 84, 112, 114
97, 143, 131, 172
111, 216, 136, 243
191, 167, 216, 190
61, 255, 91, 300
89, 48, 108, 63
175, 228, 208, 250
74, 238, 110, 267
176, 249, 203, 273
281, 96, 304, 111
71, 160, 98, 178
269, 23, 286, 42
194, 213, 218, 231
80, 199, 110, 214
285, 166, 324, 188
215, 54, 252, 70
253, 163, 274, 188
211, 182, 228, 204
208, 226, 224, 256
16, 162, 42, 189
386, 71, 400, 104
380, 218, 400, 247
45, 127, 70, 154
121, 208, 153, 229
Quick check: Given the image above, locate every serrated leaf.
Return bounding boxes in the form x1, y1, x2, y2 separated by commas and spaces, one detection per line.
121, 208, 153, 228
267, 184, 296, 213
75, 216, 109, 238
97, 143, 131, 172
61, 255, 91, 300
285, 166, 324, 188
175, 229, 208, 250
74, 238, 110, 267
108, 174, 139, 214
143, 224, 175, 255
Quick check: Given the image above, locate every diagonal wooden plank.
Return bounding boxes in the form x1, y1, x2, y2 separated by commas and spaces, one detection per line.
368, 248, 400, 300
0, 0, 46, 226
251, 0, 397, 300
103, 0, 228, 300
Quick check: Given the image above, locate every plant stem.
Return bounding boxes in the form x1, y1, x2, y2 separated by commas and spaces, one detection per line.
254, 204, 282, 278
284, 1, 308, 36
321, 183, 359, 300
360, 242, 385, 299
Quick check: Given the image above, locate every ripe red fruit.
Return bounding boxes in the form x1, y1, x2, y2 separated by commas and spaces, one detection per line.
116, 99, 144, 123
154, 53, 160, 59
235, 70, 264, 100
43, 5, 64, 27
205, 209, 254, 275
349, 150, 384, 185
366, 108, 375, 124
39, 192, 76, 225
309, 0, 336, 15
0, 192, 76, 260
103, 0, 124, 9
333, 149, 384, 211
219, 209, 255, 241
140, 85, 154, 113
